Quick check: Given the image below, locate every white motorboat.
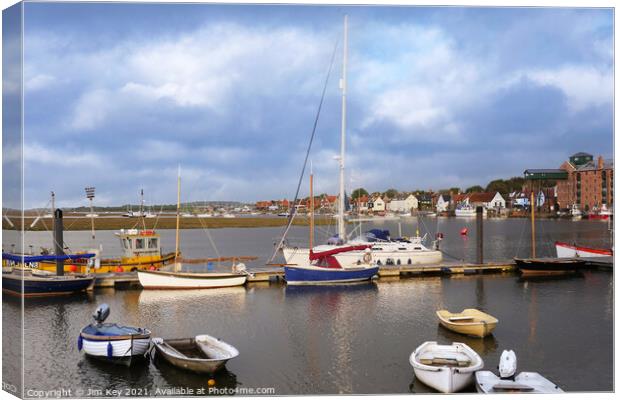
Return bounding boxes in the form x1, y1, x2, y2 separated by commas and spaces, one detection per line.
152, 334, 239, 374
475, 350, 563, 393
455, 205, 487, 217
78, 304, 151, 366
409, 341, 483, 393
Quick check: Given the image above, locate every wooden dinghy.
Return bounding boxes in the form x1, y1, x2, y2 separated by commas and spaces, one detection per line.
436, 309, 498, 338
152, 334, 239, 374
409, 341, 483, 393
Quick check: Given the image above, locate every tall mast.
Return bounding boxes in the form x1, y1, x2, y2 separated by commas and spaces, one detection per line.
337, 14, 348, 242
310, 171, 314, 251
530, 187, 536, 258
174, 166, 181, 270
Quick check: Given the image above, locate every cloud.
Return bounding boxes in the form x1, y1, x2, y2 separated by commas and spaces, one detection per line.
524, 66, 612, 112
69, 89, 113, 130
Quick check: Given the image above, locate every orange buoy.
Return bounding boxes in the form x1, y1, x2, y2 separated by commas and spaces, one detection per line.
69, 265, 78, 272
207, 379, 216, 386
460, 228, 468, 236
115, 266, 124, 273
149, 265, 156, 271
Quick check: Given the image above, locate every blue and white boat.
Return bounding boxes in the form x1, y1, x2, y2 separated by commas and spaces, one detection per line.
78, 304, 151, 366
284, 245, 379, 285
2, 253, 95, 297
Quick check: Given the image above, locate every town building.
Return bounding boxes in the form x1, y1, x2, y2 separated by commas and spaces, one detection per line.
368, 196, 386, 213
436, 195, 451, 212
556, 152, 614, 211
467, 192, 506, 210
387, 194, 418, 213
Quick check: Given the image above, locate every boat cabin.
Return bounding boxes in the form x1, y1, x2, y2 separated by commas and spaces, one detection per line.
115, 229, 162, 263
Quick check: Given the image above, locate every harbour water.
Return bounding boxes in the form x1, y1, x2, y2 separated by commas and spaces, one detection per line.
2, 218, 614, 394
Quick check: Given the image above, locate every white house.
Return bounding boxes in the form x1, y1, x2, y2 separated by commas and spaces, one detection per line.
369, 196, 386, 212
468, 192, 506, 210
387, 194, 418, 213
436, 195, 452, 212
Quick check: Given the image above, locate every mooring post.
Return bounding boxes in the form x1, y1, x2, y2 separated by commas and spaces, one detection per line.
54, 208, 64, 276
476, 206, 483, 264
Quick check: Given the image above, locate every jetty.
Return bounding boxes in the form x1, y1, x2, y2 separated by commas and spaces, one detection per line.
88, 256, 612, 288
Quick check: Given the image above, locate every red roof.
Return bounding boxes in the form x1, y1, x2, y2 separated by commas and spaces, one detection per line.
468, 192, 496, 203
452, 194, 469, 203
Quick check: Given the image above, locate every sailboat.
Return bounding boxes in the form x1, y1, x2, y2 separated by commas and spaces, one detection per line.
284, 169, 379, 285
280, 15, 442, 268
137, 169, 249, 289
514, 191, 586, 275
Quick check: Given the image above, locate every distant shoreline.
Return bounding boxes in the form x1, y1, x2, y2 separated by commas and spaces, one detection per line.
2, 213, 564, 231
2, 216, 336, 231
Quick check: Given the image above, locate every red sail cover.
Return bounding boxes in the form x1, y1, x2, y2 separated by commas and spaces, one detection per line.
309, 245, 371, 261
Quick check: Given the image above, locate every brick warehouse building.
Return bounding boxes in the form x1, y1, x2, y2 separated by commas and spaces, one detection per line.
556, 152, 614, 211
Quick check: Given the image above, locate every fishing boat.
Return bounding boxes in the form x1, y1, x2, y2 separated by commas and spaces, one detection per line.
409, 341, 483, 393
274, 15, 442, 269
78, 304, 151, 366
475, 350, 563, 393
436, 309, 498, 338
586, 204, 612, 220
2, 210, 96, 296
555, 241, 612, 258
514, 190, 585, 275
137, 168, 249, 289
37, 228, 176, 274
2, 259, 94, 297
152, 334, 239, 374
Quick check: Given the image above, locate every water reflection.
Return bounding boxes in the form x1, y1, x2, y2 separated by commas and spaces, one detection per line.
435, 325, 498, 356
77, 356, 153, 389
517, 272, 585, 283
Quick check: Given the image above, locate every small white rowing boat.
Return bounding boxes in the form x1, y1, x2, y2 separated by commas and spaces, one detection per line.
153, 334, 239, 374
409, 341, 483, 393
475, 350, 563, 393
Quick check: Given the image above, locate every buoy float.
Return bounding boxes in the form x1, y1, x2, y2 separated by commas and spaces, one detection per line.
69, 264, 78, 273
149, 265, 156, 271
207, 379, 216, 386
460, 228, 468, 236
115, 266, 123, 273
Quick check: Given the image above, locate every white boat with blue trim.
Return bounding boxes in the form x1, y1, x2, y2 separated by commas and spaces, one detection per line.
78, 304, 151, 366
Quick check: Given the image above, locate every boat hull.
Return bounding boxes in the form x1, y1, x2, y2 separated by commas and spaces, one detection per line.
80, 325, 151, 366
137, 270, 247, 289
555, 242, 612, 258
283, 247, 442, 268
153, 335, 238, 374
37, 252, 177, 274
475, 371, 563, 393
436, 309, 498, 338
2, 273, 94, 297
284, 265, 379, 285
514, 258, 585, 276
409, 341, 483, 393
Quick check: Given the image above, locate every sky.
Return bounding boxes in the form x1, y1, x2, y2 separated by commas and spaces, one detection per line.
5, 2, 614, 208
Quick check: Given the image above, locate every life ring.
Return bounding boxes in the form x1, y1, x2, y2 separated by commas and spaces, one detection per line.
363, 252, 372, 263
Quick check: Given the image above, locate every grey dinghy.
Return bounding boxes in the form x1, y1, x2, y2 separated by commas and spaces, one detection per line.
152, 334, 239, 374
475, 350, 563, 393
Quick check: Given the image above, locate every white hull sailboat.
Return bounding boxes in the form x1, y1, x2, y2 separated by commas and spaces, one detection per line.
137, 168, 248, 290
278, 16, 441, 268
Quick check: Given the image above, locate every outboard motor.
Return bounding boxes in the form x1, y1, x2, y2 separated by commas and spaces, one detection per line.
92, 303, 110, 325
498, 350, 517, 379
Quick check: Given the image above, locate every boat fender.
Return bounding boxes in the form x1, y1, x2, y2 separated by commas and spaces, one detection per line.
77, 335, 83, 351
107, 342, 113, 358
460, 228, 468, 236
